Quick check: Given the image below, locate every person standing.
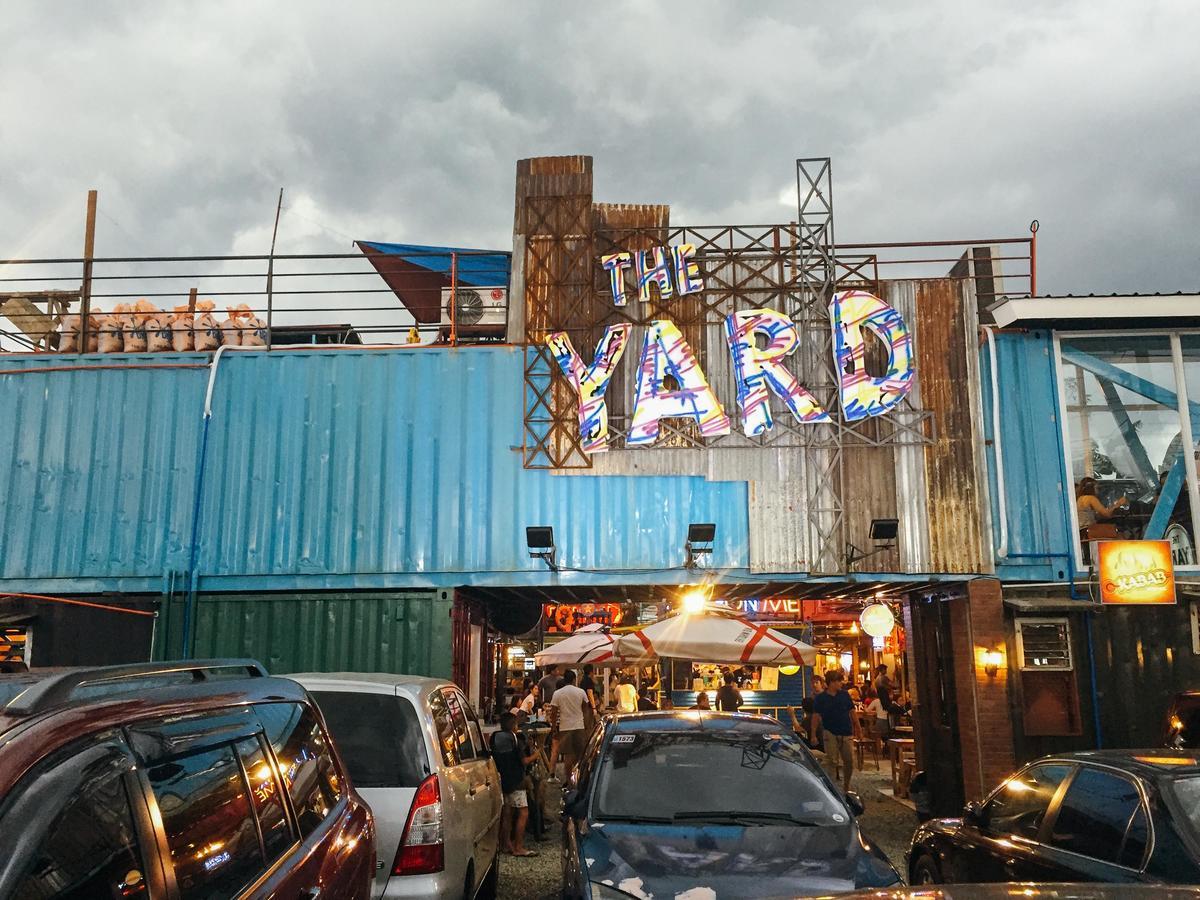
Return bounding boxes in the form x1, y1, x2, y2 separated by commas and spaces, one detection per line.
864, 686, 890, 741
636, 685, 656, 711
873, 664, 896, 736
716, 672, 743, 712
691, 691, 711, 710
615, 675, 638, 714
537, 664, 561, 711
580, 664, 598, 732
491, 713, 539, 857
811, 670, 861, 793
550, 669, 590, 780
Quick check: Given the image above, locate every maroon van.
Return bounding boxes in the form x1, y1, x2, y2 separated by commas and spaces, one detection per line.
0, 659, 375, 899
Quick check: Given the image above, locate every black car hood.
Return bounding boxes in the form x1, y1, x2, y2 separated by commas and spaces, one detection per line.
579, 820, 899, 899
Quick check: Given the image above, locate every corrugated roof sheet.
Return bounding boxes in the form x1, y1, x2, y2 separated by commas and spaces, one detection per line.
357, 241, 511, 287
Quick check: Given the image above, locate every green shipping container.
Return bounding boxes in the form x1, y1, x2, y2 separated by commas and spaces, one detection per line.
155, 591, 452, 678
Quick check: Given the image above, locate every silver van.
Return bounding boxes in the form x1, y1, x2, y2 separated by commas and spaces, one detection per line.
290, 673, 501, 899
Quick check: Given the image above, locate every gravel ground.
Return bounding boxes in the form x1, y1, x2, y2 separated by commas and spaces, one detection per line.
496, 766, 919, 900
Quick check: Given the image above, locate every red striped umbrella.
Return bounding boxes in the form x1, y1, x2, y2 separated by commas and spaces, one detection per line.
619, 610, 816, 666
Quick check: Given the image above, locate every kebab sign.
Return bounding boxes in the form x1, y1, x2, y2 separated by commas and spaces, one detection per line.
546, 243, 915, 452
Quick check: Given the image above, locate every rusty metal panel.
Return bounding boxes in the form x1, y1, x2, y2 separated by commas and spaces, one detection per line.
915, 279, 990, 572
886, 281, 933, 573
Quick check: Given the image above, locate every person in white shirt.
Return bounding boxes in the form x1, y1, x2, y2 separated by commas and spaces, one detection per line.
615, 675, 638, 714
549, 669, 590, 778
513, 684, 539, 720
865, 687, 889, 740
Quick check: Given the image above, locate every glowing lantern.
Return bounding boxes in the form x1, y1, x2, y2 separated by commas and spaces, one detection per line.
859, 603, 895, 639
779, 664, 801, 676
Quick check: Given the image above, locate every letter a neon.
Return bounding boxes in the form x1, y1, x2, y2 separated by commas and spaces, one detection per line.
629, 320, 730, 446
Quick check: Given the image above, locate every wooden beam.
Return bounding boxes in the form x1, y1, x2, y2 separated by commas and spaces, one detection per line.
79, 190, 97, 353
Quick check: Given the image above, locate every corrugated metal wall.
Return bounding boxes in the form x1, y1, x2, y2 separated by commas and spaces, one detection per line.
979, 329, 1074, 581
0, 348, 749, 592
156, 590, 453, 677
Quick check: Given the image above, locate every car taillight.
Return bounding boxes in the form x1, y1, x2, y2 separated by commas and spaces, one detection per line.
392, 774, 444, 876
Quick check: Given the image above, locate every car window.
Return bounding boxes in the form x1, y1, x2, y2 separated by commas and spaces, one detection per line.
256, 702, 344, 838
311, 690, 429, 787
428, 690, 459, 767
1120, 804, 1149, 869
11, 756, 147, 900
1049, 767, 1144, 865
1167, 776, 1200, 845
982, 764, 1071, 840
443, 690, 478, 761
592, 729, 846, 824
236, 736, 295, 863
147, 743, 267, 900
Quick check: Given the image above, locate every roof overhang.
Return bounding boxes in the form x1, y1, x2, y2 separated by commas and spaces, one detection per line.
990, 294, 1200, 330
1003, 596, 1104, 613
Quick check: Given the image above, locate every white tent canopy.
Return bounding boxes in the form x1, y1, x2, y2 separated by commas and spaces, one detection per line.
533, 623, 652, 667
617, 610, 817, 666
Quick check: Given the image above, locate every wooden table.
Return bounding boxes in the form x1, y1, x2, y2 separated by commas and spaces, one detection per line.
887, 737, 915, 796
892, 724, 914, 735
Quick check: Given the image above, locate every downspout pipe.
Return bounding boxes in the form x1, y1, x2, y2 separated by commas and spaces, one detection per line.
181, 344, 249, 659
983, 325, 1009, 558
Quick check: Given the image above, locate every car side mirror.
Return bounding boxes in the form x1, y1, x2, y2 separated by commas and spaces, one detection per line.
963, 801, 985, 826
845, 791, 865, 818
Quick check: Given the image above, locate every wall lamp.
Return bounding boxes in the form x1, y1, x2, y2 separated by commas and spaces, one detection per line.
845, 518, 900, 568
526, 526, 558, 572
685, 522, 716, 569
983, 648, 1004, 678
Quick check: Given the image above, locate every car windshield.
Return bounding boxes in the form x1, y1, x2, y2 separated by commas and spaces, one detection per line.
1167, 776, 1200, 842
592, 728, 847, 824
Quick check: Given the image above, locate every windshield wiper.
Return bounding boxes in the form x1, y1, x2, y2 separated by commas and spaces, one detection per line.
671, 810, 821, 826
597, 814, 674, 824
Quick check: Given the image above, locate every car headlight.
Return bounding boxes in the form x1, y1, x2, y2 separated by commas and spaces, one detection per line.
590, 882, 643, 900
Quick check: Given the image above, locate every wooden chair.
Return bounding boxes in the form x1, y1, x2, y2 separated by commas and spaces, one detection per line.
854, 733, 882, 771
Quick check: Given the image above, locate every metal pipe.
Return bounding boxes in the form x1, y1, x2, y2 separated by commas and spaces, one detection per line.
1085, 611, 1104, 748
983, 325, 1009, 558
1029, 221, 1039, 297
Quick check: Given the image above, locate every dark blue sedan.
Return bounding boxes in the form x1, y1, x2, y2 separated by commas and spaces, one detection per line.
560, 711, 901, 899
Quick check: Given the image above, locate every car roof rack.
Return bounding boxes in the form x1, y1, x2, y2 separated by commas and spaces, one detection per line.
2, 658, 268, 717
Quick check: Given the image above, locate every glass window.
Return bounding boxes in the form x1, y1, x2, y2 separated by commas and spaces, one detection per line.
592, 728, 846, 824
148, 744, 265, 900
256, 703, 343, 838
981, 764, 1070, 840
1049, 767, 1143, 864
13, 760, 147, 900
443, 690, 478, 761
311, 691, 429, 787
1120, 804, 1149, 869
428, 691, 459, 767
1060, 334, 1196, 565
1166, 776, 1200, 846
236, 737, 294, 863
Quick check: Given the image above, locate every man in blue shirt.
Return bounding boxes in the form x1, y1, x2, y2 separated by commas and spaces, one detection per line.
811, 669, 862, 792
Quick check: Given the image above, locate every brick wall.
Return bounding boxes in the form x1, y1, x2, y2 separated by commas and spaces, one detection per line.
951, 578, 1017, 800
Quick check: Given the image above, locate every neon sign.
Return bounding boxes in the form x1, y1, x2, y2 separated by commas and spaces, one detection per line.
543, 602, 625, 633
1098, 540, 1176, 605
548, 244, 915, 452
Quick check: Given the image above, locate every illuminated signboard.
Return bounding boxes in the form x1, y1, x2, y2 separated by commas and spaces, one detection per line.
543, 602, 625, 633
1097, 540, 1176, 605
547, 243, 916, 453
720, 598, 805, 617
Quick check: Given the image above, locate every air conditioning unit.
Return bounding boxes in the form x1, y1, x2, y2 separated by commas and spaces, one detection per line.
440, 286, 507, 329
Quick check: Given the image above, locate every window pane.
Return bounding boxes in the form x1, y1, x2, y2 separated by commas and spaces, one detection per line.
444, 690, 478, 761
428, 691, 459, 767
982, 764, 1070, 839
1120, 804, 1148, 869
1166, 776, 1200, 846
236, 737, 293, 863
1176, 335, 1200, 566
593, 729, 846, 824
148, 745, 264, 900
1061, 335, 1189, 559
311, 691, 429, 787
256, 703, 343, 838
13, 762, 146, 900
1049, 767, 1142, 864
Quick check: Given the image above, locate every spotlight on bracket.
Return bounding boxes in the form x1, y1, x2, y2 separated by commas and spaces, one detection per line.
526, 525, 558, 572
845, 518, 900, 569
685, 522, 716, 569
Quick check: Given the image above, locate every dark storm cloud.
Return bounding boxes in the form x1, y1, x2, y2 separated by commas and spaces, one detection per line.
2, 0, 1197, 293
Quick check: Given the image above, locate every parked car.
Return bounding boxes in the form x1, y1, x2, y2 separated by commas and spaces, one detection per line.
0, 658, 375, 898
907, 750, 1200, 885
840, 885, 1200, 898
1166, 691, 1200, 749
560, 710, 900, 899
291, 672, 501, 900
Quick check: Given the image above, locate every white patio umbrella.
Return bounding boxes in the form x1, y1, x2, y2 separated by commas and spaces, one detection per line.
533, 623, 652, 667
619, 609, 817, 666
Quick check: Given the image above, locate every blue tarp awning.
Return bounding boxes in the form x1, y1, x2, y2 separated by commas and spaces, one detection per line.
357, 241, 511, 288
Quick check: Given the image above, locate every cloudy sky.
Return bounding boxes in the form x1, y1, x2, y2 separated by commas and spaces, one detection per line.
3, 0, 1198, 298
